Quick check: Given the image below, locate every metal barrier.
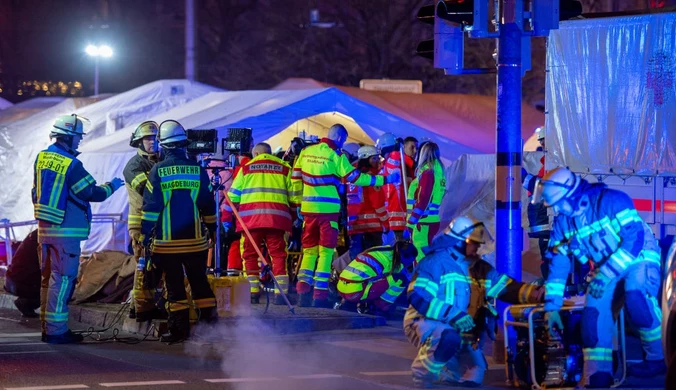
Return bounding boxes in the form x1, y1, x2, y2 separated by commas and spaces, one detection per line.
0, 213, 126, 266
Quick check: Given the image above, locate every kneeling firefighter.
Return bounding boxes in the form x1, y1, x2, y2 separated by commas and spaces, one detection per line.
337, 240, 417, 314
141, 120, 218, 343
404, 216, 545, 388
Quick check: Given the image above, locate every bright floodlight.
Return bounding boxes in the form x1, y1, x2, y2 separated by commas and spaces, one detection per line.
85, 45, 99, 56
99, 45, 113, 57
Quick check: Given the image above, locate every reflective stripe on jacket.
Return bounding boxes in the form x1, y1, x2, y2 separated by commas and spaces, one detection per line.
141, 149, 217, 254
223, 153, 298, 232
407, 160, 445, 226
291, 139, 384, 217
338, 246, 407, 303
382, 151, 415, 231
347, 163, 387, 235
32, 143, 115, 242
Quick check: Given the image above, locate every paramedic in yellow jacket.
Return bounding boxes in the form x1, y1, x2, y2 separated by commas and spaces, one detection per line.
32, 114, 123, 344
291, 124, 401, 307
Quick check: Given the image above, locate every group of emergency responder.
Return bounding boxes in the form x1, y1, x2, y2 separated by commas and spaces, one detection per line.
30, 114, 667, 388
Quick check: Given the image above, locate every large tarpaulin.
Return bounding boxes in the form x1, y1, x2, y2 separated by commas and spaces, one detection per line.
546, 13, 676, 175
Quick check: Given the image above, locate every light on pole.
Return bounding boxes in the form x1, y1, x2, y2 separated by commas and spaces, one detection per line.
85, 44, 113, 95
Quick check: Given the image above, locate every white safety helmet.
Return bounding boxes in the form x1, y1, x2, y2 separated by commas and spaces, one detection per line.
376, 133, 398, 151
446, 216, 491, 244
533, 167, 580, 207
51, 114, 86, 138
342, 142, 360, 157
357, 145, 379, 160
536, 126, 545, 141
130, 121, 159, 148
158, 120, 188, 148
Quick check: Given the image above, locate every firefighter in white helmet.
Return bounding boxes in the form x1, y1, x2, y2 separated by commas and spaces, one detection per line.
140, 120, 218, 342
537, 167, 665, 386
405, 216, 544, 388
33, 114, 124, 343
123, 121, 164, 322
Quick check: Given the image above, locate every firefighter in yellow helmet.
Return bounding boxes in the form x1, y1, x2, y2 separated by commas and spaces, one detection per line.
141, 120, 217, 343
33, 114, 124, 343
291, 124, 401, 307
123, 121, 164, 322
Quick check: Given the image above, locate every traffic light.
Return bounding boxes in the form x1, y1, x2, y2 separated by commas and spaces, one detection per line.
531, 0, 583, 36
436, 0, 491, 38
416, 4, 466, 75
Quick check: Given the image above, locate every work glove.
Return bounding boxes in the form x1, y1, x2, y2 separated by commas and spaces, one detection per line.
588, 272, 611, 298
451, 313, 475, 333
383, 170, 401, 185
222, 221, 232, 232
108, 177, 124, 192
402, 228, 412, 241
545, 311, 564, 337
129, 230, 141, 243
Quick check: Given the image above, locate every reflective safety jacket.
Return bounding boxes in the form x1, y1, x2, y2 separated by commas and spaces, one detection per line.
522, 154, 550, 237
544, 181, 661, 310
123, 149, 157, 234
405, 235, 542, 327
347, 164, 388, 235
223, 153, 299, 233
291, 139, 384, 217
141, 149, 217, 254
32, 143, 116, 243
382, 151, 415, 231
338, 245, 413, 304
407, 160, 445, 227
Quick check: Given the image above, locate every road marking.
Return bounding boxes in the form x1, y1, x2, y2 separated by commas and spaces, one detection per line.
99, 381, 185, 387
288, 374, 343, 379
0, 350, 56, 355
361, 371, 412, 376
5, 385, 89, 390
0, 342, 45, 346
204, 378, 278, 383
0, 316, 22, 323
0, 332, 42, 338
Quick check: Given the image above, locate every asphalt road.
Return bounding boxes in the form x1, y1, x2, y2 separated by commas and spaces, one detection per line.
0, 307, 666, 390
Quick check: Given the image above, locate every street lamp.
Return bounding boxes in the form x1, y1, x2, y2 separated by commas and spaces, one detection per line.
85, 44, 113, 95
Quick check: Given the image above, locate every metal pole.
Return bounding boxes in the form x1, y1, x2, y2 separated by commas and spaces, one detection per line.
94, 57, 100, 96
398, 143, 409, 201
213, 170, 222, 277
185, 0, 196, 81
2, 219, 11, 266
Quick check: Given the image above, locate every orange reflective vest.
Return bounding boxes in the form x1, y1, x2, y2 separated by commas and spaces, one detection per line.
346, 164, 388, 235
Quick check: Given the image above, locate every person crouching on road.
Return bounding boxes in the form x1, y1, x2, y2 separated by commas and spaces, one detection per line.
346, 145, 389, 260
141, 120, 217, 343
222, 142, 299, 305
404, 216, 545, 388
33, 114, 124, 344
337, 240, 417, 316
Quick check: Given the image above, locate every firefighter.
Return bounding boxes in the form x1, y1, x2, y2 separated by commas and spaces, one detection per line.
522, 127, 551, 277
405, 216, 545, 388
291, 124, 400, 307
346, 145, 389, 260
123, 121, 163, 322
537, 167, 665, 387
32, 114, 124, 344
377, 133, 415, 241
223, 142, 299, 304
141, 120, 217, 343
337, 240, 417, 315
405, 142, 446, 262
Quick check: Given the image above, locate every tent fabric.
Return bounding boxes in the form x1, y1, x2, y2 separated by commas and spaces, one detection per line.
0, 97, 12, 110
546, 14, 676, 175
0, 80, 222, 250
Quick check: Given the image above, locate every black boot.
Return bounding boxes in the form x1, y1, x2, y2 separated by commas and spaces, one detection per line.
160, 332, 187, 343
298, 293, 313, 307
42, 330, 84, 344
14, 298, 39, 318
273, 294, 286, 306
164, 310, 190, 343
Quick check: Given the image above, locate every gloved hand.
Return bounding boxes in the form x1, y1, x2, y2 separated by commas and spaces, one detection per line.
545, 311, 564, 337
109, 177, 124, 192
588, 272, 611, 298
130, 230, 141, 243
451, 313, 475, 333
141, 234, 152, 248
384, 170, 401, 185
222, 221, 232, 232
402, 228, 412, 241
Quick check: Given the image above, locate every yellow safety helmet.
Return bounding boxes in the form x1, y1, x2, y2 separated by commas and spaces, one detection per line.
129, 121, 159, 148
533, 167, 580, 207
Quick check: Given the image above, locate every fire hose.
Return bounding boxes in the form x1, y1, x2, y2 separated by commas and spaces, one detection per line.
224, 196, 296, 314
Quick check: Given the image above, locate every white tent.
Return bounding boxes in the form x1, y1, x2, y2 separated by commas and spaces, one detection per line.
0, 97, 13, 111
0, 80, 222, 250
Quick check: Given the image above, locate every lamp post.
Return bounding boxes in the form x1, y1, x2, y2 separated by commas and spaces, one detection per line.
85, 44, 113, 95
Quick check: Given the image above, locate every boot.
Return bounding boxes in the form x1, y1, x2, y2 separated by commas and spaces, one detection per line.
273, 294, 286, 306
14, 298, 39, 318
42, 330, 84, 344
160, 332, 187, 343
412, 376, 438, 388
627, 359, 666, 377
298, 293, 313, 307
165, 310, 190, 343
312, 298, 334, 309
251, 295, 261, 305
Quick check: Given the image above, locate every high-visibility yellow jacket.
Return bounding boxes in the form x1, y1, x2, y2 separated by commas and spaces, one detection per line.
291, 139, 384, 217
123, 149, 157, 235
223, 153, 300, 232
141, 149, 216, 254
407, 160, 445, 226
32, 143, 117, 243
